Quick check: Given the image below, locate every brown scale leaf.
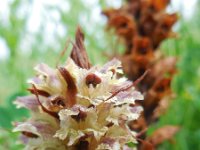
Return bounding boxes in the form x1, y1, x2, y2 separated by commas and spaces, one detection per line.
70, 26, 91, 69
147, 125, 180, 146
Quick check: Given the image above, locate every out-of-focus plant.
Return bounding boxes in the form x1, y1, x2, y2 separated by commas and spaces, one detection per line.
103, 0, 180, 148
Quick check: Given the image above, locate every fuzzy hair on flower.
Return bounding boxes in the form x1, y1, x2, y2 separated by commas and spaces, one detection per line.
13, 27, 144, 150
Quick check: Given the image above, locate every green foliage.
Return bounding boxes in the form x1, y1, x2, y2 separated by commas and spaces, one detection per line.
0, 129, 23, 150
0, 93, 28, 149
126, 142, 136, 148
0, 92, 29, 128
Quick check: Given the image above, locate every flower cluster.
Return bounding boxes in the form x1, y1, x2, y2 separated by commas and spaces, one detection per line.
103, 0, 177, 126
13, 28, 144, 150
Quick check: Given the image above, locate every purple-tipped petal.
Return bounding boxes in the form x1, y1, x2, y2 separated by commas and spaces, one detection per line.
14, 96, 39, 111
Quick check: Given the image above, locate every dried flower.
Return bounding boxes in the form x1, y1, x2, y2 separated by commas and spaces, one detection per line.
13, 27, 144, 150
103, 0, 179, 148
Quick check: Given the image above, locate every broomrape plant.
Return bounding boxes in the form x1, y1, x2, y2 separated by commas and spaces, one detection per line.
13, 27, 145, 150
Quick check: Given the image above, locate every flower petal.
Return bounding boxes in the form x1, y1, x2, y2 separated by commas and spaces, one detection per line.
14, 96, 39, 111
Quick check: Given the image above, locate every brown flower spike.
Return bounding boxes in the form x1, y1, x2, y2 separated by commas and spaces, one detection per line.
103, 0, 179, 148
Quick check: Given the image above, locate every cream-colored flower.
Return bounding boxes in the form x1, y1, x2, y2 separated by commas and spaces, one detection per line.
13, 28, 143, 150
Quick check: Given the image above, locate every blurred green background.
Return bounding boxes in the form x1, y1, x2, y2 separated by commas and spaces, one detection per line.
0, 0, 200, 149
